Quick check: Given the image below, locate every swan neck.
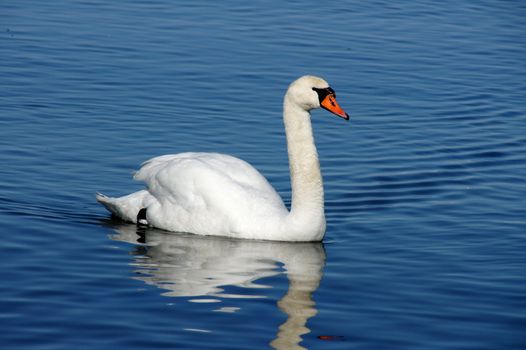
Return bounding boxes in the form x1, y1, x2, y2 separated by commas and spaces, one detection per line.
283, 95, 325, 238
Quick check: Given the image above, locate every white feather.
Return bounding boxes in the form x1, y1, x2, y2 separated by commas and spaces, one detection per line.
97, 76, 347, 241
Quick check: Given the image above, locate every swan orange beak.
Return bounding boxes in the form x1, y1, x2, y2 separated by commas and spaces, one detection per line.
321, 94, 350, 120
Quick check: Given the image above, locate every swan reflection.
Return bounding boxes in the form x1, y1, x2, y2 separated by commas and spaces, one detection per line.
108, 223, 326, 350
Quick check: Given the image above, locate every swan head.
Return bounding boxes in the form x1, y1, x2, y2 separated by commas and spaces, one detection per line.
286, 75, 349, 120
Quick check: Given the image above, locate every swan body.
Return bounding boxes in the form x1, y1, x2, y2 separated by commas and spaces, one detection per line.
97, 75, 349, 242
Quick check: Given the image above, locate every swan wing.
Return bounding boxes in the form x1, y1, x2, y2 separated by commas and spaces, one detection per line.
133, 152, 288, 235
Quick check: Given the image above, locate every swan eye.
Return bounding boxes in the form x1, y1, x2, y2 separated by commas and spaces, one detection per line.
312, 87, 336, 104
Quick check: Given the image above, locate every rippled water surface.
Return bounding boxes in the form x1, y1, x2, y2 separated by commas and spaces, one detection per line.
1, 1, 525, 349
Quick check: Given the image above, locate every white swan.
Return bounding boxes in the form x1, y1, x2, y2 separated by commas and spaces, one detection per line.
97, 75, 349, 242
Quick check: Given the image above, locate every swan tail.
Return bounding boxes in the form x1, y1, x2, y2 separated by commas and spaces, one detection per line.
96, 192, 126, 219
96, 190, 152, 223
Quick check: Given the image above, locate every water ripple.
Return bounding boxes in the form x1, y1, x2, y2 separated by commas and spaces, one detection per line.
1, 1, 525, 349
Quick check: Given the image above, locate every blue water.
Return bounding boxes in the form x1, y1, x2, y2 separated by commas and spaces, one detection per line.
1, 1, 525, 349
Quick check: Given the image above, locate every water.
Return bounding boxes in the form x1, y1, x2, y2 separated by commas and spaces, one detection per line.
1, 1, 525, 349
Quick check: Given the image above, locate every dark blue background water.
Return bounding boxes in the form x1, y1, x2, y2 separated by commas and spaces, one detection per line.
1, 1, 525, 349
